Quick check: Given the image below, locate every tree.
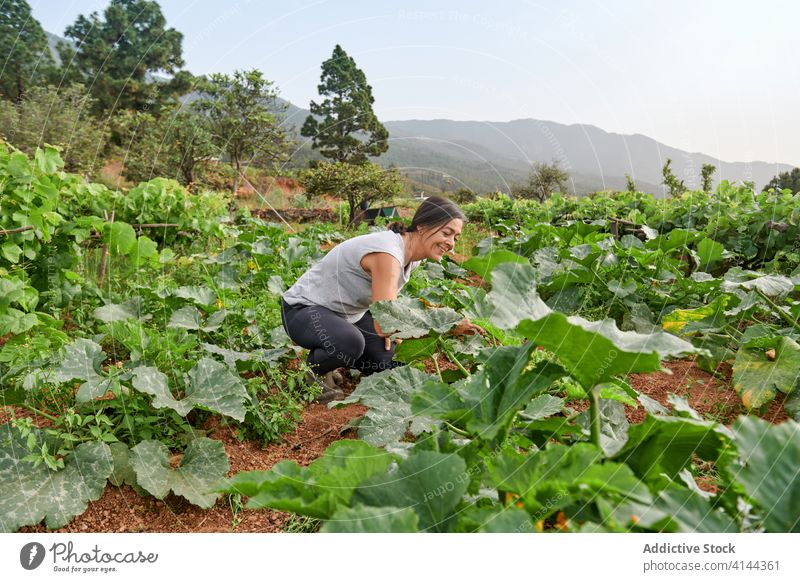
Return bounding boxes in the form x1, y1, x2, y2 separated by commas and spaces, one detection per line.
195, 69, 289, 194
700, 163, 716, 193
452, 188, 477, 204
763, 167, 800, 194
512, 161, 569, 202
302, 162, 402, 225
0, 84, 109, 175
301, 44, 388, 165
58, 0, 189, 115
0, 0, 54, 101
118, 106, 215, 185
625, 174, 636, 192
661, 158, 686, 198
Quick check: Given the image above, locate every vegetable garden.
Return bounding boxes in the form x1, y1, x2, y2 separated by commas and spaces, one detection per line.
1, 143, 798, 533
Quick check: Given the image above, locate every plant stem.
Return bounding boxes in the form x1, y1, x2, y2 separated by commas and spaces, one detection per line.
21, 404, 60, 423
432, 351, 443, 381
442, 345, 470, 376
756, 289, 800, 333
588, 384, 602, 451
442, 421, 469, 437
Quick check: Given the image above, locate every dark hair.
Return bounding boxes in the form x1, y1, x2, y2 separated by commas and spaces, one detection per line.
388, 196, 466, 235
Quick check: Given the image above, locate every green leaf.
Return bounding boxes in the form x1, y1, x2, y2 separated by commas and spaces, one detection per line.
462, 250, 529, 283
372, 296, 462, 339
732, 337, 800, 409
34, 146, 63, 174
413, 347, 565, 441
489, 443, 651, 518
0, 425, 112, 532
129, 236, 159, 267
93, 297, 148, 323
221, 440, 393, 519
662, 296, 729, 334
727, 417, 800, 532
600, 487, 737, 532
105, 222, 137, 255
722, 272, 794, 298
393, 336, 439, 363
696, 237, 724, 267
353, 451, 468, 532
334, 366, 439, 446
1, 242, 22, 264
321, 505, 420, 532
608, 279, 637, 298
132, 358, 248, 421
517, 312, 700, 389
174, 285, 217, 306
613, 414, 732, 482
456, 506, 534, 533
168, 305, 228, 332
520, 394, 565, 421
129, 439, 229, 508
486, 262, 550, 329
52, 338, 118, 401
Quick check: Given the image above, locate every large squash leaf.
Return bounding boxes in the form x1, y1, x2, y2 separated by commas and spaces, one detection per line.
322, 505, 419, 532
131, 358, 247, 421
726, 417, 800, 532
220, 440, 393, 520
0, 424, 112, 532
333, 366, 439, 446
129, 438, 229, 508
371, 296, 462, 339
412, 345, 565, 441
352, 450, 468, 532
516, 312, 700, 389
732, 336, 800, 409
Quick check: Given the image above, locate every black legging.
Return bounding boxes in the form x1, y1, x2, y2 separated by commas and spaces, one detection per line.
280, 298, 404, 376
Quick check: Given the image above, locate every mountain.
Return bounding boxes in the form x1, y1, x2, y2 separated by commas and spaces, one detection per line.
282, 103, 792, 195
44, 31, 793, 195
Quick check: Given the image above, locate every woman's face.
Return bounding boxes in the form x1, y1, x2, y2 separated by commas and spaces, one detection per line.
419, 219, 463, 261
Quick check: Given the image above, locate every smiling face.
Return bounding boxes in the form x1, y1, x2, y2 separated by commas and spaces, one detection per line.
418, 218, 464, 261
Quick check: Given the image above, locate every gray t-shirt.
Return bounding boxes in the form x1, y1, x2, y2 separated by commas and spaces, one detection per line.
283, 230, 422, 323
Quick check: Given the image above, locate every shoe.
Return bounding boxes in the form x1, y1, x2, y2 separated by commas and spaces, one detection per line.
304, 370, 344, 404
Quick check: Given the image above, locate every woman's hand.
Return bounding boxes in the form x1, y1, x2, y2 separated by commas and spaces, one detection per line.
449, 318, 486, 337
373, 319, 394, 351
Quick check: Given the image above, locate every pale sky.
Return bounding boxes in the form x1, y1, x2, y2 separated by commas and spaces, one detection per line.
31, 0, 800, 166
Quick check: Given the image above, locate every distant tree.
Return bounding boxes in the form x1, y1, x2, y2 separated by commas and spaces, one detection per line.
195, 69, 289, 194
118, 106, 215, 185
452, 188, 477, 204
301, 44, 388, 165
302, 161, 402, 225
58, 0, 190, 116
700, 163, 717, 193
625, 174, 636, 192
0, 84, 109, 175
661, 158, 686, 198
763, 167, 800, 194
512, 160, 569, 202
0, 0, 54, 101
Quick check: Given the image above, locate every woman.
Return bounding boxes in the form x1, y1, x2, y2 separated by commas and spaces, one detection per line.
281, 196, 480, 403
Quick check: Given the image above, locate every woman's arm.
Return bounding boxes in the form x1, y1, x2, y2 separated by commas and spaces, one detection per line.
360, 252, 401, 350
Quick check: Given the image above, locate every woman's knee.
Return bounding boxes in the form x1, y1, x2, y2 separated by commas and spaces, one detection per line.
331, 328, 366, 365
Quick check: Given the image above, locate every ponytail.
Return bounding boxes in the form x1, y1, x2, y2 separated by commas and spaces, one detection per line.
388, 221, 415, 234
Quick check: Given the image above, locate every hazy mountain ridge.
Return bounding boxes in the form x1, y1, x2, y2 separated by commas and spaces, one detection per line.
44, 31, 793, 195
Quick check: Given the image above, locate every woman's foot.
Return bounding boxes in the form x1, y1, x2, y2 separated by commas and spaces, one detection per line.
305, 370, 345, 404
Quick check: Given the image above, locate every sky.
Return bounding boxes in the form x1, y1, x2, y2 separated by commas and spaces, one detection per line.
31, 0, 800, 166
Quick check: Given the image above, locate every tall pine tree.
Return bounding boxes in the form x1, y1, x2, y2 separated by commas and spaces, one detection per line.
0, 0, 54, 101
301, 44, 388, 165
58, 0, 190, 116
